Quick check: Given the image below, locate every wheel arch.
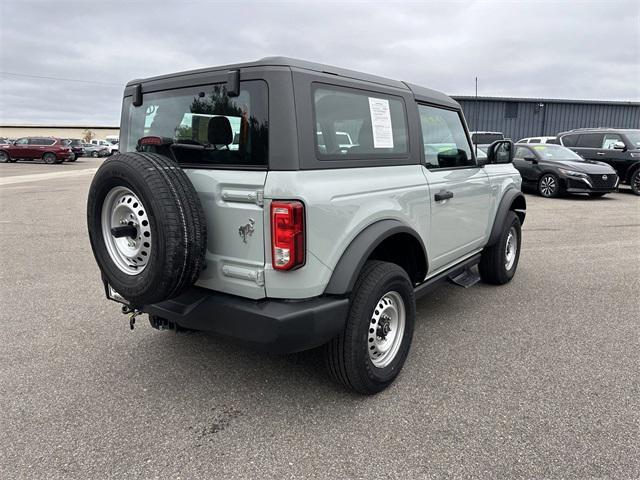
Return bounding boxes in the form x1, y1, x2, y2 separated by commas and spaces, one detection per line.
324, 219, 428, 296
487, 189, 526, 246
625, 161, 640, 184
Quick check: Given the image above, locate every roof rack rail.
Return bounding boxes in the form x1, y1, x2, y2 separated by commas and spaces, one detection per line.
567, 127, 614, 132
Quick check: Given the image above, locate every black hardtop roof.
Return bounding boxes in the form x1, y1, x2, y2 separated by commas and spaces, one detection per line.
127, 56, 459, 109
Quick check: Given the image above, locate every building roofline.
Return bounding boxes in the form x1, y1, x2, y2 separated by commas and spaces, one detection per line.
451, 95, 640, 106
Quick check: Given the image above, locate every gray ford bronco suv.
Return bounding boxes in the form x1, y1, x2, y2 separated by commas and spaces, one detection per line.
87, 57, 525, 395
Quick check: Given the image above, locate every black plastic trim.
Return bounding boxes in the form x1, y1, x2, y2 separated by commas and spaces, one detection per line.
324, 219, 427, 295
141, 287, 349, 354
414, 253, 481, 300
487, 189, 526, 246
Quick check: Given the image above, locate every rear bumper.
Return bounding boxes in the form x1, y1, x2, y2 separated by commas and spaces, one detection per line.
140, 287, 349, 354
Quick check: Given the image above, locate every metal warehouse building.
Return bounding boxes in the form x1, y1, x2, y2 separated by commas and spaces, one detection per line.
453, 96, 640, 142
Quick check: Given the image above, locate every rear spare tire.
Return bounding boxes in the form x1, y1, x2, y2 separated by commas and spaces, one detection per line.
87, 152, 207, 305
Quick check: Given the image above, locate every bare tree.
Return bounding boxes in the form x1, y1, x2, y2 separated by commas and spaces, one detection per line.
82, 129, 96, 143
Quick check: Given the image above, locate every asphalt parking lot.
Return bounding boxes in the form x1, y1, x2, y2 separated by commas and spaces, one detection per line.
1, 158, 639, 479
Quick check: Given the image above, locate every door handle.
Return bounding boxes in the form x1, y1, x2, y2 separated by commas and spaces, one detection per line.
596, 152, 605, 155
434, 190, 454, 201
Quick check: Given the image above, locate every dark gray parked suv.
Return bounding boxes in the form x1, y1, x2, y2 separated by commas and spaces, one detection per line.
558, 128, 640, 195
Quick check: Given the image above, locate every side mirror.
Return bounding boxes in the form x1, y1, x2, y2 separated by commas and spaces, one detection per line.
613, 141, 626, 151
487, 139, 514, 164
476, 156, 489, 167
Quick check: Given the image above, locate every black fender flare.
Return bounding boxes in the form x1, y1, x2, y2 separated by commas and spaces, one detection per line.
487, 189, 526, 246
324, 219, 427, 296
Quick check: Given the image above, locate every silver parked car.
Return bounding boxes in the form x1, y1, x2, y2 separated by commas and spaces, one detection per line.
87, 57, 525, 394
82, 143, 109, 158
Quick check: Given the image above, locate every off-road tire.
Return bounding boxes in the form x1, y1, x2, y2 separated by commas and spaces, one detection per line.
479, 211, 521, 285
87, 152, 207, 305
631, 169, 640, 196
325, 261, 415, 395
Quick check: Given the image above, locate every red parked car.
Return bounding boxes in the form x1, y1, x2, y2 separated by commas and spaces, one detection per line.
0, 137, 73, 164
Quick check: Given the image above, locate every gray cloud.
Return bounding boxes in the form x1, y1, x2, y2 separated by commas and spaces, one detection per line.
1, 0, 638, 125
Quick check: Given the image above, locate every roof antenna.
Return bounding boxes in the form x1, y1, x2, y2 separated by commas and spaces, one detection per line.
474, 76, 478, 158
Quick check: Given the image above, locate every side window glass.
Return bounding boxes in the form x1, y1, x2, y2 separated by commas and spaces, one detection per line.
418, 104, 474, 169
28, 138, 41, 145
514, 147, 529, 158
576, 133, 604, 148
561, 134, 578, 147
15, 138, 28, 145
602, 133, 623, 149
313, 85, 408, 158
529, 138, 540, 143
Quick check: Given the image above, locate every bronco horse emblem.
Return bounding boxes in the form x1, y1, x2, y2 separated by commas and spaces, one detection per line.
238, 218, 256, 243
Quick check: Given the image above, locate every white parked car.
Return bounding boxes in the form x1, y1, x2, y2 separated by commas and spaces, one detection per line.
517, 136, 558, 144
90, 139, 119, 155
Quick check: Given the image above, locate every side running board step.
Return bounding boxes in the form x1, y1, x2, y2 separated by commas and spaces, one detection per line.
448, 267, 481, 288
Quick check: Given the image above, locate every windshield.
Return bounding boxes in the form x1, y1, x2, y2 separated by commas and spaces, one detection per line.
625, 131, 640, 148
531, 144, 584, 160
122, 81, 268, 167
471, 133, 503, 144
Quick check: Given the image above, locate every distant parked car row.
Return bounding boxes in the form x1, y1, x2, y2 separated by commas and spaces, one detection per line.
0, 136, 118, 164
472, 128, 640, 196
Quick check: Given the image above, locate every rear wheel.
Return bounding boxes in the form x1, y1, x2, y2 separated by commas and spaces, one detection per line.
479, 211, 522, 285
538, 173, 561, 198
43, 153, 58, 164
631, 169, 640, 196
92, 151, 99, 158
325, 261, 415, 395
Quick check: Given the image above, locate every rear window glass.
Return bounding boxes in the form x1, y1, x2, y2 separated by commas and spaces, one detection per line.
313, 85, 408, 158
122, 80, 268, 167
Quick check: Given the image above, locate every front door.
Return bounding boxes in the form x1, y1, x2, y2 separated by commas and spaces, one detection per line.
513, 145, 540, 183
417, 104, 492, 272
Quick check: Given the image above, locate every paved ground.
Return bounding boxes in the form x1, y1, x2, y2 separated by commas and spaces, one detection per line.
1, 159, 639, 479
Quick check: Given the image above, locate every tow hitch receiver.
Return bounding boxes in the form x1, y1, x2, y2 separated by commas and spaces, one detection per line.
121, 304, 142, 330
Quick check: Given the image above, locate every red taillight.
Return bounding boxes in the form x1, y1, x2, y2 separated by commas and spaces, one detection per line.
138, 136, 163, 146
271, 201, 305, 271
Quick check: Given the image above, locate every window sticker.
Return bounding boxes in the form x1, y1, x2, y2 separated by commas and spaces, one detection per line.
368, 97, 394, 149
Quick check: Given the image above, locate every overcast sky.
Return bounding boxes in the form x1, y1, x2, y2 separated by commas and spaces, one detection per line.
1, 0, 638, 125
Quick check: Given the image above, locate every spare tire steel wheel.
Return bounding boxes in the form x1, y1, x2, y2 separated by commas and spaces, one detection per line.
87, 152, 207, 305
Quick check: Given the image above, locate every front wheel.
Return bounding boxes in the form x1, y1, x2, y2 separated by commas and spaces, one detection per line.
631, 169, 640, 196
538, 173, 561, 198
325, 261, 415, 395
91, 151, 99, 158
479, 211, 522, 285
0, 151, 10, 163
